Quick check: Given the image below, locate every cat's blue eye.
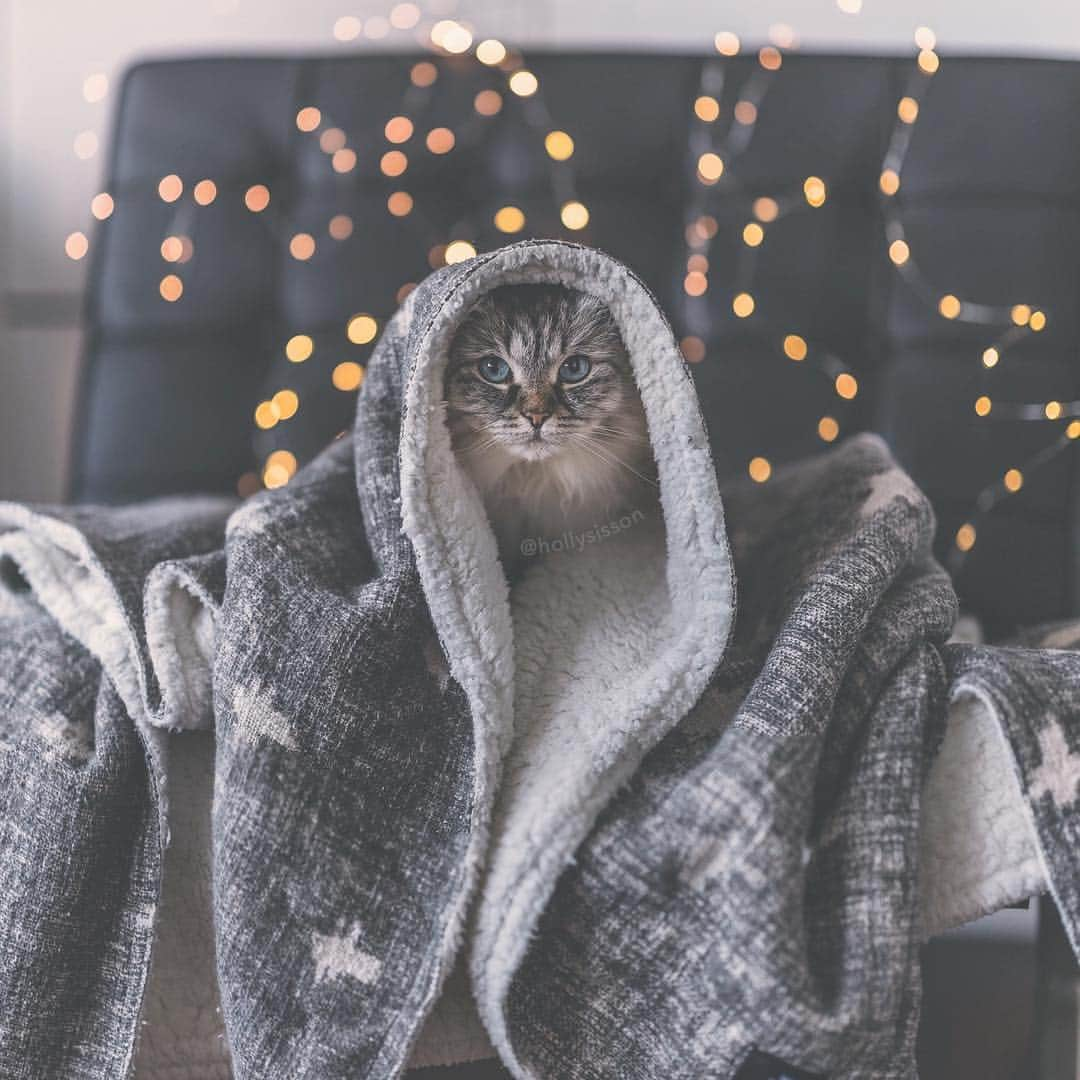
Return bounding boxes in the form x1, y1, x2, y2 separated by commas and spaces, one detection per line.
478, 356, 512, 384
558, 355, 591, 384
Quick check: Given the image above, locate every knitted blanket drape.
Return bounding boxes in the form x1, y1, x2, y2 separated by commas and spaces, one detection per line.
0, 241, 1077, 1080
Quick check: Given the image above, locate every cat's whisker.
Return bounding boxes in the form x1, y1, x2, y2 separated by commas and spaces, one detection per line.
584, 429, 652, 446
459, 436, 504, 456
569, 434, 659, 488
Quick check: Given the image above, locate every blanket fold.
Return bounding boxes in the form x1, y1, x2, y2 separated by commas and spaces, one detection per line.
0, 497, 232, 1078
0, 241, 1078, 1080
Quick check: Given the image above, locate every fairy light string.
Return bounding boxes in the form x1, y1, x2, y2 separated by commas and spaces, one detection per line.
875, 28, 1071, 570
681, 35, 860, 481
240, 20, 594, 488
66, 11, 1075, 529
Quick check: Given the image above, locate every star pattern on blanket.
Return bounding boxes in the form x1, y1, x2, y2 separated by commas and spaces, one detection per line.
230, 683, 299, 751
311, 925, 383, 987
859, 467, 920, 520
1028, 722, 1080, 810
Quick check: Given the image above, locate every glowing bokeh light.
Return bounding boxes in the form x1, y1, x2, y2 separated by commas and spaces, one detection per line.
732, 292, 755, 318
432, 20, 472, 54
333, 16, 362, 41
956, 524, 976, 552
684, 271, 708, 297
681, 336, 706, 363
158, 174, 183, 202
698, 152, 724, 182
83, 73, 109, 102
918, 50, 940, 75
159, 274, 183, 302
545, 130, 575, 160
445, 240, 477, 264
835, 373, 859, 399
244, 185, 270, 212
332, 148, 357, 173
254, 401, 279, 429
90, 192, 114, 220
509, 70, 539, 97
759, 47, 782, 71
475, 89, 503, 116
694, 96, 720, 122
333, 361, 365, 391
494, 206, 526, 233
285, 335, 314, 362
296, 107, 321, 132
64, 232, 89, 260
387, 191, 414, 216
381, 150, 408, 177
329, 214, 354, 240
476, 39, 507, 65
272, 391, 299, 420
426, 127, 455, 154
734, 100, 758, 125
753, 197, 779, 223
411, 61, 438, 87
320, 128, 347, 153
389, 3, 420, 30
803, 176, 827, 207
714, 31, 740, 55
560, 201, 589, 230
385, 116, 414, 143
748, 457, 772, 482
897, 96, 919, 123
347, 314, 378, 343
289, 233, 316, 260
783, 334, 807, 361
939, 294, 961, 319
73, 131, 99, 159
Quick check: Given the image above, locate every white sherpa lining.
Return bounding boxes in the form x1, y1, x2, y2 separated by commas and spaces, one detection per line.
0, 506, 217, 736
920, 692, 1046, 938
0, 510, 147, 726
144, 562, 218, 733
398, 242, 736, 1078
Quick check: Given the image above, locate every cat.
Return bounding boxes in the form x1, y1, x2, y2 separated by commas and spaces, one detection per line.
444, 284, 657, 576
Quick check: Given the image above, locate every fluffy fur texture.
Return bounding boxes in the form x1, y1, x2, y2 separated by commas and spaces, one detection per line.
400, 243, 737, 1075
919, 693, 1043, 937
445, 284, 655, 571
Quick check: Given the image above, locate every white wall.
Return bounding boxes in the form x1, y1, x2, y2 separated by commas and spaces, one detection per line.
2, 0, 1078, 498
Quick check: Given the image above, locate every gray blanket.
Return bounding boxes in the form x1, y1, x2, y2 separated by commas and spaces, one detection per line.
0, 240, 1077, 1080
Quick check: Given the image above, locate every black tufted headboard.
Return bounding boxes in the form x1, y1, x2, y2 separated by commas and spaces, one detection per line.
73, 51, 1080, 635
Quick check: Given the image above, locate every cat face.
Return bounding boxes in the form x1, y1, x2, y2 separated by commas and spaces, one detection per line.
445, 284, 641, 464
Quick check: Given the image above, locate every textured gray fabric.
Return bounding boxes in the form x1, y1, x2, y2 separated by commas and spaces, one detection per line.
0, 498, 232, 1079
947, 633, 1080, 959
507, 436, 956, 1078
0, 242, 1078, 1080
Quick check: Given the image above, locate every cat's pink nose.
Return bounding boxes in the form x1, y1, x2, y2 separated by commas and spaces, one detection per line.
522, 410, 550, 430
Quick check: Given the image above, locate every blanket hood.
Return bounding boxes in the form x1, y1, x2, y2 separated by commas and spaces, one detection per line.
357, 241, 735, 1073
